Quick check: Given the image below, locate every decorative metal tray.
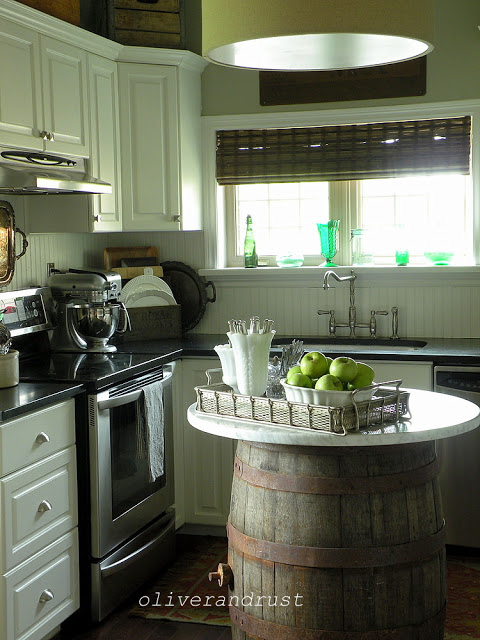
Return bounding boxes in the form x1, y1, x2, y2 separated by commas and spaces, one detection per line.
195, 380, 410, 435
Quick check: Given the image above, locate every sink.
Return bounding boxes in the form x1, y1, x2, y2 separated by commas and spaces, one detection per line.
273, 338, 427, 352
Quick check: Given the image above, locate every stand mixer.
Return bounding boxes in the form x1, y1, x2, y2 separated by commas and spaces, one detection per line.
48, 268, 130, 353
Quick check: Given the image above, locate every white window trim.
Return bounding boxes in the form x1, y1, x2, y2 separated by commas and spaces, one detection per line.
201, 99, 480, 275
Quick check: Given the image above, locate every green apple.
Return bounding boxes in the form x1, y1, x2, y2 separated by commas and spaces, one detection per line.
300, 351, 329, 379
287, 372, 314, 388
329, 357, 358, 383
347, 362, 375, 390
326, 356, 333, 371
286, 365, 302, 381
315, 374, 343, 391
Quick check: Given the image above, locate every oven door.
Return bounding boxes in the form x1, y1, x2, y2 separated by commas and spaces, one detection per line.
89, 362, 175, 559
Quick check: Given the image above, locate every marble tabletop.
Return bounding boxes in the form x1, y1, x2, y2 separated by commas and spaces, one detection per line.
187, 388, 480, 446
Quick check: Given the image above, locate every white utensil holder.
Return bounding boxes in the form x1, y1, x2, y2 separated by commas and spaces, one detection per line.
228, 331, 275, 397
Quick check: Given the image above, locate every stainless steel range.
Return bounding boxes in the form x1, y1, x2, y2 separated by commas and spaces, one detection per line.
3, 286, 176, 622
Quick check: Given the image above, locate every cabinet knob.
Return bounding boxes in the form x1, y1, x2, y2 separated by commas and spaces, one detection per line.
173, 214, 181, 223
39, 130, 54, 141
35, 432, 50, 444
37, 500, 52, 513
39, 589, 54, 603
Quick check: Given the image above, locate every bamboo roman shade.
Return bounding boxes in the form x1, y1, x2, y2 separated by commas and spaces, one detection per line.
216, 116, 471, 185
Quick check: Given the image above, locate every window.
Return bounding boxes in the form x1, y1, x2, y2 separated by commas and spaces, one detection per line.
214, 113, 474, 267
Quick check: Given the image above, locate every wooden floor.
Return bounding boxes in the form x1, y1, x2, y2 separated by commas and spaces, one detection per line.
59, 613, 231, 640
57, 530, 232, 640
58, 595, 232, 640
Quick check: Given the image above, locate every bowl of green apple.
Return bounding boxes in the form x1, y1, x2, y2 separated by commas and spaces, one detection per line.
281, 351, 375, 407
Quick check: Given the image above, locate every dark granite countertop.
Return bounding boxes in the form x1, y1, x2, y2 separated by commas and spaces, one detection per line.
0, 382, 84, 422
117, 334, 480, 365
3, 335, 479, 422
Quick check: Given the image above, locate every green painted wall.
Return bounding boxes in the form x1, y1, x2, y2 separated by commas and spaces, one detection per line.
195, 0, 480, 116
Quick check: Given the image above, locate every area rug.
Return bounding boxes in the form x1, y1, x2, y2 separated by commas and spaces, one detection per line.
129, 536, 480, 637
129, 535, 230, 626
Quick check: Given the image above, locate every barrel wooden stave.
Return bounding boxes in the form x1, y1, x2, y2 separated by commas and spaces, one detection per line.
228, 440, 445, 640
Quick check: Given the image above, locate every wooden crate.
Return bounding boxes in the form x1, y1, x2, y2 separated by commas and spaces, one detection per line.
107, 0, 184, 48
15, 0, 80, 25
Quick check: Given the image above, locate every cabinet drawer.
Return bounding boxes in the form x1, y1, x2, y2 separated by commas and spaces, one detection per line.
0, 400, 75, 476
0, 447, 78, 573
1, 530, 79, 640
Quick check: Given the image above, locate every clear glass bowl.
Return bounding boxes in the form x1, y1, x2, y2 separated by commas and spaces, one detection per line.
424, 252, 454, 265
275, 253, 304, 268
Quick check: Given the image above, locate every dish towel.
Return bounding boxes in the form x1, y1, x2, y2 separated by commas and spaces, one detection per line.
136, 379, 165, 482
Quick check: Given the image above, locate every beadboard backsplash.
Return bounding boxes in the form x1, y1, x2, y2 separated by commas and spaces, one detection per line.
5, 230, 480, 339
195, 279, 480, 339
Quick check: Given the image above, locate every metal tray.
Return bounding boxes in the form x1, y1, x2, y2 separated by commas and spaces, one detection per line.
195, 380, 410, 435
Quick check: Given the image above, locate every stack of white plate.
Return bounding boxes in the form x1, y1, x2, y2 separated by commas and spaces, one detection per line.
119, 275, 176, 308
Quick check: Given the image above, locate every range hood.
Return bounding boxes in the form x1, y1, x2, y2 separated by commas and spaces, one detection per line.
0, 148, 112, 195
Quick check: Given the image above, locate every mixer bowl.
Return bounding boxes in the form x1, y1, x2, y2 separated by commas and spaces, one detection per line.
70, 303, 122, 348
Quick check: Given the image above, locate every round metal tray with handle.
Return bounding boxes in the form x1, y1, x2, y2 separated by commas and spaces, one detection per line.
160, 261, 216, 332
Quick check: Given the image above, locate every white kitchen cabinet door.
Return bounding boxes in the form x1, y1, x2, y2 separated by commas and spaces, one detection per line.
177, 358, 235, 528
367, 360, 433, 391
88, 54, 122, 232
40, 36, 89, 156
0, 22, 89, 156
0, 20, 43, 149
1, 530, 79, 640
118, 63, 180, 232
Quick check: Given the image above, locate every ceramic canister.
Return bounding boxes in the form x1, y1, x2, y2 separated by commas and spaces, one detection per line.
0, 350, 19, 388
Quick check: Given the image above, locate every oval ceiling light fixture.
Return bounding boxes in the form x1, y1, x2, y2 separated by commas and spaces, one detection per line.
202, 0, 434, 71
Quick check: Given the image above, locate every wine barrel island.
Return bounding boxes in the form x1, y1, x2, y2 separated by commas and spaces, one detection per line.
187, 389, 480, 640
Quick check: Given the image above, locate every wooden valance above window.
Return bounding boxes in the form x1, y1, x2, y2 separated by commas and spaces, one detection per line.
216, 116, 471, 185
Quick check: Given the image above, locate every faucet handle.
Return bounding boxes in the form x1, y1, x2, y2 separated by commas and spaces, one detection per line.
318, 310, 336, 336
369, 310, 388, 338
391, 306, 399, 340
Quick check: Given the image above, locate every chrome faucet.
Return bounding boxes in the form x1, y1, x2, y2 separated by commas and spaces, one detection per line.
319, 269, 388, 338
322, 270, 358, 337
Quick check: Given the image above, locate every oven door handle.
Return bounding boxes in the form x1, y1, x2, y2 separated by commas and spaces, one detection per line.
101, 513, 175, 578
97, 369, 173, 411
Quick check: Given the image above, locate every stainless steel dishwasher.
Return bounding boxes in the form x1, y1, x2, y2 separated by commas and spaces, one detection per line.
434, 365, 480, 549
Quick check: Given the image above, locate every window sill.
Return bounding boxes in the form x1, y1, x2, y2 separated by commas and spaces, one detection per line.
198, 265, 480, 287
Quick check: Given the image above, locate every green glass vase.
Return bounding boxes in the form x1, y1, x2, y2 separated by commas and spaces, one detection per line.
317, 220, 340, 267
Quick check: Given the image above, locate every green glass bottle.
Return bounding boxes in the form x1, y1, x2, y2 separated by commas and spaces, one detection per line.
243, 215, 258, 268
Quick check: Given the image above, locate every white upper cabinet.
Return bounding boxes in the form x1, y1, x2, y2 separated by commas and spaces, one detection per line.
88, 54, 122, 231
40, 36, 89, 156
117, 51, 206, 231
0, 18, 89, 156
0, 21, 43, 149
118, 63, 179, 231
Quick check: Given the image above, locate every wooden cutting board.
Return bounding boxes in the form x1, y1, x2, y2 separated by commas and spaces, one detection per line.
104, 246, 163, 279
104, 246, 159, 269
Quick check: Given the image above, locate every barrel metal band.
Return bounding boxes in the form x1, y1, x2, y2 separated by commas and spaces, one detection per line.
233, 456, 440, 495
229, 604, 446, 640
227, 522, 446, 569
